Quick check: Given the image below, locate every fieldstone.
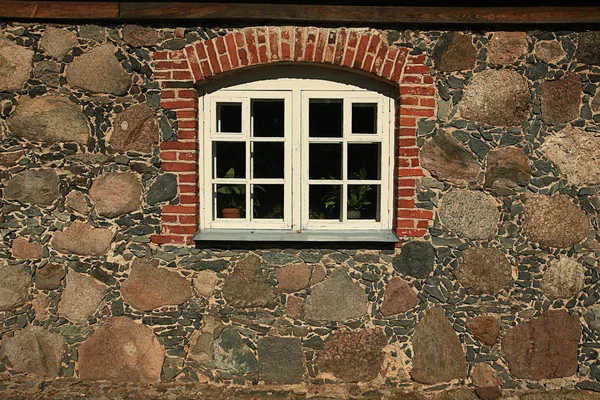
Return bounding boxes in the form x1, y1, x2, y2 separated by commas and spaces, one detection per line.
33, 60, 59, 87
432, 32, 477, 72
541, 72, 582, 125
392, 241, 435, 279
122, 25, 160, 47
189, 314, 224, 366
66, 44, 131, 95
276, 263, 310, 293
221, 255, 277, 309
585, 305, 600, 332
455, 247, 512, 295
410, 307, 467, 384
484, 147, 531, 195
110, 104, 159, 153
0, 263, 31, 311
318, 328, 387, 383
32, 293, 51, 320
535, 41, 566, 64
420, 132, 481, 185
65, 191, 90, 215
310, 264, 327, 285
35, 263, 66, 291
39, 27, 78, 59
502, 310, 580, 380
7, 95, 89, 144
523, 193, 590, 248
540, 127, 600, 186
58, 270, 107, 324
12, 237, 43, 260
541, 257, 585, 300
121, 258, 193, 312
467, 316, 500, 346
488, 32, 528, 65
79, 25, 106, 41
0, 150, 23, 167
439, 190, 499, 240
51, 221, 116, 256
90, 172, 142, 218
0, 38, 33, 92
78, 316, 164, 382
4, 169, 60, 207
146, 174, 178, 205
472, 363, 501, 400
576, 31, 600, 65
214, 326, 259, 373
258, 337, 304, 384
0, 326, 65, 377
286, 295, 303, 319
380, 277, 418, 316
304, 268, 368, 322
193, 270, 218, 297
459, 69, 530, 127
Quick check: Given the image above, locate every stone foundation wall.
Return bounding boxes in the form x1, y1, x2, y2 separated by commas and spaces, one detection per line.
0, 21, 599, 399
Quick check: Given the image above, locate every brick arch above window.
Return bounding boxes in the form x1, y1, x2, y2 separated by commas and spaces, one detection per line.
151, 27, 436, 245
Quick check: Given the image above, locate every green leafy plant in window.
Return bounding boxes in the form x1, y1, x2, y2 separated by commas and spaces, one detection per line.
321, 167, 373, 219
217, 167, 264, 218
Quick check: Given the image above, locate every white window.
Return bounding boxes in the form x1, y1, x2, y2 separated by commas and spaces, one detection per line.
198, 67, 396, 241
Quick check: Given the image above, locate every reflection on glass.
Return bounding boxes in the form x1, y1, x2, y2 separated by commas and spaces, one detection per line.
217, 102, 242, 133
347, 184, 379, 220
310, 185, 341, 220
352, 103, 377, 134
309, 143, 342, 180
214, 142, 245, 178
253, 142, 284, 178
252, 100, 284, 137
347, 143, 380, 180
253, 184, 284, 219
309, 99, 343, 138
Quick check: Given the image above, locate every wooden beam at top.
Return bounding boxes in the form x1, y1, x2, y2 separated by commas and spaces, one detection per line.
0, 1, 119, 19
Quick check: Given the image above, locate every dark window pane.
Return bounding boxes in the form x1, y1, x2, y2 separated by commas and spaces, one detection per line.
253, 184, 284, 220
309, 143, 342, 180
253, 142, 284, 178
217, 102, 242, 133
348, 143, 380, 180
252, 100, 284, 137
216, 184, 245, 218
309, 185, 341, 220
352, 103, 377, 134
347, 184, 379, 220
309, 99, 343, 138
214, 142, 245, 178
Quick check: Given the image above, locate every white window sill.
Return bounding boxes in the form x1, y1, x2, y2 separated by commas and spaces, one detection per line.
194, 229, 398, 243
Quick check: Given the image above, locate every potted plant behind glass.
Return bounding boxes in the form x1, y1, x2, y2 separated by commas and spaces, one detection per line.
322, 167, 373, 219
217, 167, 245, 218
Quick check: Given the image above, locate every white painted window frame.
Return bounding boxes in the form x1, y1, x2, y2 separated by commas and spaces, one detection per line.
199, 73, 394, 233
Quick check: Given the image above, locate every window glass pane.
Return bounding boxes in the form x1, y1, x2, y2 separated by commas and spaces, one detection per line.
352, 103, 377, 134
347, 184, 379, 220
309, 99, 343, 138
253, 184, 284, 220
216, 184, 246, 218
217, 102, 242, 133
252, 100, 284, 137
309, 185, 341, 220
347, 143, 381, 180
214, 142, 245, 179
309, 143, 342, 180
253, 142, 284, 178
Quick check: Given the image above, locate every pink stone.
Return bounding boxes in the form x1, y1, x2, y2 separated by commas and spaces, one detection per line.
380, 277, 418, 317
12, 237, 43, 260
276, 263, 310, 293
285, 295, 303, 319
488, 31, 528, 65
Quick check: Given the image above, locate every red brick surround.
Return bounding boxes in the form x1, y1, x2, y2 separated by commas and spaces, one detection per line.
150, 27, 435, 245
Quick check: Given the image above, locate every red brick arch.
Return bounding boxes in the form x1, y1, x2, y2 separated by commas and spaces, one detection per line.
151, 27, 435, 245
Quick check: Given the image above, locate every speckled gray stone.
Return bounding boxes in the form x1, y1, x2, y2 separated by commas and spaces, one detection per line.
440, 190, 499, 240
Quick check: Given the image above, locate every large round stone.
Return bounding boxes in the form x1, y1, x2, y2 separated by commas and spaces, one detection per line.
78, 316, 164, 382
540, 127, 600, 186
488, 31, 528, 65
110, 104, 159, 154
455, 247, 512, 295
439, 190, 499, 240
420, 132, 481, 185
502, 310, 580, 380
318, 328, 387, 383
576, 31, 600, 65
39, 27, 78, 59
541, 72, 582, 125
90, 172, 142, 218
7, 95, 89, 144
122, 25, 160, 47
51, 221, 116, 256
4, 169, 60, 207
541, 257, 585, 300
0, 263, 31, 311
392, 241, 435, 279
66, 44, 131, 95
0, 326, 65, 377
459, 69, 530, 127
0, 38, 33, 92
58, 270, 107, 323
432, 32, 477, 72
410, 307, 467, 384
484, 147, 531, 195
523, 193, 590, 248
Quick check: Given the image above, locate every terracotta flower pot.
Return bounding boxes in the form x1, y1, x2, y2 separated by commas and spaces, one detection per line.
222, 207, 242, 218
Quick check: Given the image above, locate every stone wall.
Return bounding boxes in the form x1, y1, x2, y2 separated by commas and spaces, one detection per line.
0, 21, 599, 399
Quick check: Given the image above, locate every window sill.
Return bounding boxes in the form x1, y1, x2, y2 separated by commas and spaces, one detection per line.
194, 229, 398, 243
